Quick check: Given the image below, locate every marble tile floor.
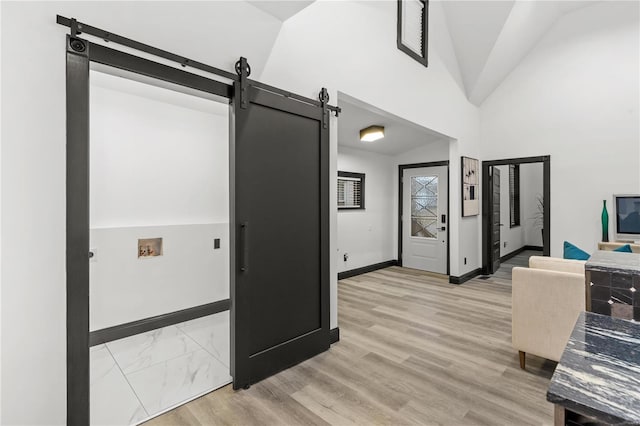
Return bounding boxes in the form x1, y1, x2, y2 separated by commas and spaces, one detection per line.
90, 311, 232, 425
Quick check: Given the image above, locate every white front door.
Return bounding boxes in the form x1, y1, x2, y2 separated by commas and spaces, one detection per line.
402, 166, 448, 274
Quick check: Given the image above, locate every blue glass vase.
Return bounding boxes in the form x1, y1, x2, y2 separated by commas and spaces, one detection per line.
601, 200, 609, 242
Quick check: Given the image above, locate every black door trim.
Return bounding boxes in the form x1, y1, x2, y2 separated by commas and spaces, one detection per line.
64, 20, 336, 423
66, 35, 91, 426
398, 161, 450, 275
481, 156, 551, 274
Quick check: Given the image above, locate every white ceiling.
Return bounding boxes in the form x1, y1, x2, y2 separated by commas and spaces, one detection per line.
338, 94, 449, 156
239, 0, 598, 105
247, 1, 315, 22
442, 1, 516, 95
441, 1, 598, 105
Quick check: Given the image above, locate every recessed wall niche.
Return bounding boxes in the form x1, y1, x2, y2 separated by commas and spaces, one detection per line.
138, 237, 163, 258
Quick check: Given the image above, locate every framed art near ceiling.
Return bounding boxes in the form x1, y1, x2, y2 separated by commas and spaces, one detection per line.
462, 156, 479, 217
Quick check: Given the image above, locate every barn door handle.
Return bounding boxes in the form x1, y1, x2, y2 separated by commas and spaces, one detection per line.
239, 223, 248, 273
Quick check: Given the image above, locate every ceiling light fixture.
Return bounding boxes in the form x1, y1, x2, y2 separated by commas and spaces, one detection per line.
360, 125, 385, 142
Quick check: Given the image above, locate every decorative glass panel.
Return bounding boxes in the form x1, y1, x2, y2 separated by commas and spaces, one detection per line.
411, 176, 438, 238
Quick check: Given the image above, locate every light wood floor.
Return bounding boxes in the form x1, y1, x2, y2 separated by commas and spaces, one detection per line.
147, 257, 555, 425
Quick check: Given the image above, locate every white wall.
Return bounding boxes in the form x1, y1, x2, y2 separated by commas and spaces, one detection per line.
0, 3, 4, 417
260, 1, 482, 284
496, 163, 544, 256
481, 1, 640, 257
521, 163, 544, 247
89, 71, 230, 329
90, 224, 229, 330
90, 70, 229, 227
337, 147, 394, 273
496, 165, 524, 256
1, 2, 282, 424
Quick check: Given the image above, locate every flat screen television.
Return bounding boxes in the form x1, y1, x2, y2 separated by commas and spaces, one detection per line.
614, 194, 640, 241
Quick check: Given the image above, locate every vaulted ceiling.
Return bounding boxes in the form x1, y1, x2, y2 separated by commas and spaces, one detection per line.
441, 1, 597, 105
245, 0, 598, 106
246, 1, 315, 21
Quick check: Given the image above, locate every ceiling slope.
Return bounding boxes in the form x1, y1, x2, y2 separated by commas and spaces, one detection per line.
441, 0, 599, 106
442, 1, 516, 97
247, 1, 315, 22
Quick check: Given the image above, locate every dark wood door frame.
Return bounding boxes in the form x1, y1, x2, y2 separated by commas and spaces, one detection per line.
481, 156, 550, 275
398, 160, 450, 275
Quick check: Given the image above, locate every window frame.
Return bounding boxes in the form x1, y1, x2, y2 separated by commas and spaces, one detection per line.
397, 0, 429, 67
509, 164, 521, 228
337, 171, 365, 211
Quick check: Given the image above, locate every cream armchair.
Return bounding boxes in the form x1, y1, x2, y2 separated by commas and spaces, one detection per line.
512, 256, 586, 369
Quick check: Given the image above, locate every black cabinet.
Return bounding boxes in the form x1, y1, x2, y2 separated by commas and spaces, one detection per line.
585, 251, 640, 321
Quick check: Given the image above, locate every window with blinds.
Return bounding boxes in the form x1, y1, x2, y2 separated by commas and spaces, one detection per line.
397, 0, 429, 67
509, 164, 520, 227
338, 171, 365, 210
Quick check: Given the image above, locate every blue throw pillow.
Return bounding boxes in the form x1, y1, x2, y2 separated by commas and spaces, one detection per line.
613, 244, 633, 253
563, 241, 590, 260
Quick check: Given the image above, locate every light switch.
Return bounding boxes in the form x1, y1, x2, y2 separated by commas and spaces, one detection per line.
214, 238, 221, 249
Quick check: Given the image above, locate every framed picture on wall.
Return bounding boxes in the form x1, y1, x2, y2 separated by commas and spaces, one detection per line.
461, 156, 479, 217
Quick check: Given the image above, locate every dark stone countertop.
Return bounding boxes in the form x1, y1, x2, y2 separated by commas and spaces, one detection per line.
547, 312, 640, 425
586, 250, 640, 274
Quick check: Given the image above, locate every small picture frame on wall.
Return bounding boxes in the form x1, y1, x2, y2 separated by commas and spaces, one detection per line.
461, 156, 479, 217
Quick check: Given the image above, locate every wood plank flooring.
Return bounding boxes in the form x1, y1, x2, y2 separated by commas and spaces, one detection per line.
147, 256, 555, 425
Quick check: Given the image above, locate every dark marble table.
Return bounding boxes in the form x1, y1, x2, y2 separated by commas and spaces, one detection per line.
547, 312, 640, 425
585, 251, 640, 321
587, 250, 640, 273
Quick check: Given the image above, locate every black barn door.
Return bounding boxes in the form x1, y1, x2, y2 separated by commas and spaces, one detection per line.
489, 166, 501, 273
231, 77, 330, 389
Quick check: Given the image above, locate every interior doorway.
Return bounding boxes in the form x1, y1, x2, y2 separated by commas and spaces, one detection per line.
482, 156, 550, 274
398, 161, 450, 275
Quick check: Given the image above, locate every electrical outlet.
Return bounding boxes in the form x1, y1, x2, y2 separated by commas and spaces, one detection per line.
343, 253, 349, 262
